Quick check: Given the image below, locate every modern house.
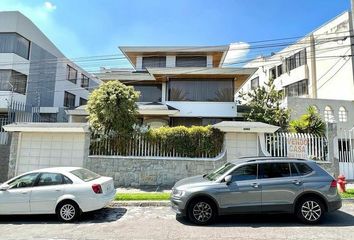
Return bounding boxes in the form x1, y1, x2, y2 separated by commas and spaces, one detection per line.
237, 11, 354, 133
90, 46, 256, 127
0, 11, 101, 124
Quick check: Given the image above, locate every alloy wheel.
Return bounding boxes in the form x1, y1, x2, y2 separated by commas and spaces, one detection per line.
60, 204, 76, 221
301, 200, 322, 222
192, 202, 212, 223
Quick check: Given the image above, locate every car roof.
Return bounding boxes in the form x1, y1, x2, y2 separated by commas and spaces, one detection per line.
229, 156, 313, 165
27, 167, 82, 174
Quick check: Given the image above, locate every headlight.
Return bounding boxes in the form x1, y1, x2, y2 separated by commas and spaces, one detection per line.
172, 188, 185, 197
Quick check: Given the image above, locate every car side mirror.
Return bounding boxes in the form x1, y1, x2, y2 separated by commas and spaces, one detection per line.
0, 184, 9, 191
224, 175, 232, 185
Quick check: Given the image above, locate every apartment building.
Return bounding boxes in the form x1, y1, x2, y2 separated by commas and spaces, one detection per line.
0, 11, 101, 123
237, 11, 354, 132
92, 46, 256, 127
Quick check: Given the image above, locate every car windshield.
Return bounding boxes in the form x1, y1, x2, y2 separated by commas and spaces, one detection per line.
70, 169, 100, 182
204, 163, 235, 181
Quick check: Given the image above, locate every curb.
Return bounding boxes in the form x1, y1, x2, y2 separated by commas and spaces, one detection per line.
342, 198, 354, 203
110, 200, 171, 207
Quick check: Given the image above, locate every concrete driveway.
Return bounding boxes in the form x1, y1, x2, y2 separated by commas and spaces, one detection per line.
1, 202, 354, 240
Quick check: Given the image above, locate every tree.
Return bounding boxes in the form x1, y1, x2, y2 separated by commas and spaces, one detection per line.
87, 81, 140, 136
289, 106, 326, 136
238, 78, 290, 130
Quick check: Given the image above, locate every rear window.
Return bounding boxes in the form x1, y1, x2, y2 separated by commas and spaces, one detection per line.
71, 169, 100, 182
260, 163, 291, 179
295, 163, 313, 175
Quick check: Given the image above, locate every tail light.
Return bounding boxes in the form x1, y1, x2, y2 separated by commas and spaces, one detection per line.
92, 184, 102, 194
330, 179, 337, 188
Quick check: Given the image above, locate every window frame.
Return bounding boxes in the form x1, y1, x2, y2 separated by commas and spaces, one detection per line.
64, 91, 76, 108
250, 77, 259, 90
230, 163, 258, 182
67, 65, 78, 84
34, 172, 73, 187
142, 56, 166, 69
81, 74, 90, 89
7, 173, 40, 189
259, 162, 292, 179
175, 56, 207, 67
338, 107, 348, 122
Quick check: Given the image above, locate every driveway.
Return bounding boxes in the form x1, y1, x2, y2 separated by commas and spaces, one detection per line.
1, 202, 354, 240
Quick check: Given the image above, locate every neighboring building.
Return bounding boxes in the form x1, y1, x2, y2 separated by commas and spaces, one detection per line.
0, 11, 101, 123
92, 46, 256, 127
237, 11, 354, 131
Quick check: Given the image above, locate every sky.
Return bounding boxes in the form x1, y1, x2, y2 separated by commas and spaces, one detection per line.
0, 0, 350, 71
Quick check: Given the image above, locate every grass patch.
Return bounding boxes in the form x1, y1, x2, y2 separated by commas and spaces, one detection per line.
115, 192, 170, 201
340, 189, 354, 199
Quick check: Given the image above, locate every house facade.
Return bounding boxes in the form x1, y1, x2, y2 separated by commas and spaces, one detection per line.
95, 46, 256, 127
236, 11, 354, 132
0, 11, 101, 123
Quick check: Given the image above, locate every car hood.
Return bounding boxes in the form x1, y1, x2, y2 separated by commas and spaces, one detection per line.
173, 175, 211, 189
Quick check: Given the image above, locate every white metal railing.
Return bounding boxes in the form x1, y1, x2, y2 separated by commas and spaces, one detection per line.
338, 129, 354, 163
265, 132, 327, 160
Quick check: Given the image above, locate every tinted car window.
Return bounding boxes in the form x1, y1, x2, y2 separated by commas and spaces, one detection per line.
260, 163, 291, 179
8, 173, 39, 189
71, 169, 100, 182
290, 163, 300, 176
37, 173, 65, 186
295, 163, 313, 175
231, 164, 257, 181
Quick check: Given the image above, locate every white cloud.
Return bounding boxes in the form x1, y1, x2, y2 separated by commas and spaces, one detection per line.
44, 1, 57, 11
223, 42, 250, 66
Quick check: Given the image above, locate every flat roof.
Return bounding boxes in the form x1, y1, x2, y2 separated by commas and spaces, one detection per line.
213, 121, 280, 133
3, 123, 90, 133
146, 67, 257, 77
119, 45, 229, 53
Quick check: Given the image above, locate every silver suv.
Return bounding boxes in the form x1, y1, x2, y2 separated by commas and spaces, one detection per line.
171, 157, 342, 225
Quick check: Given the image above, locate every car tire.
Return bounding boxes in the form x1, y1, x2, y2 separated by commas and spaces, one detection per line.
296, 197, 325, 224
188, 198, 216, 225
56, 201, 80, 223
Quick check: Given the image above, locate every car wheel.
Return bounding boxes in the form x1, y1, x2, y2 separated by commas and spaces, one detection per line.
188, 198, 216, 225
296, 197, 325, 224
56, 201, 80, 222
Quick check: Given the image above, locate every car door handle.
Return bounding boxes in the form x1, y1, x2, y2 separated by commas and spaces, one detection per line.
20, 191, 29, 194
292, 180, 302, 185
55, 189, 61, 192
251, 183, 259, 188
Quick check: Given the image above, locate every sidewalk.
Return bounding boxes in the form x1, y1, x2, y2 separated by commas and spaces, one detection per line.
116, 187, 171, 194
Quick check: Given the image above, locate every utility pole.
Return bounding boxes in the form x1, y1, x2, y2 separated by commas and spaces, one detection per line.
350, 0, 354, 84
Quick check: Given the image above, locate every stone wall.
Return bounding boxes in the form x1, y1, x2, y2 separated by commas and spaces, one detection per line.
0, 136, 11, 182
7, 132, 19, 179
85, 153, 227, 187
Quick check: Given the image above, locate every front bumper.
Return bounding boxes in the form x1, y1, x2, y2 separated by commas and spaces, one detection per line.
170, 197, 187, 216
328, 199, 342, 212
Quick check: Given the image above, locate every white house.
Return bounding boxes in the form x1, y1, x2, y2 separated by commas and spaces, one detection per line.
237, 11, 354, 132
0, 11, 101, 123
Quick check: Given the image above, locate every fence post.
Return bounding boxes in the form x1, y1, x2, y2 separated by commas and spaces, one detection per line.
327, 122, 339, 178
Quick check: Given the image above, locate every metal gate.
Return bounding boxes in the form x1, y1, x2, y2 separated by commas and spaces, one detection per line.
338, 129, 354, 180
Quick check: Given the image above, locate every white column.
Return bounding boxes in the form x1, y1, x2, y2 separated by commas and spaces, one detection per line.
136, 56, 143, 70
207, 55, 213, 67
161, 82, 166, 103
166, 56, 176, 68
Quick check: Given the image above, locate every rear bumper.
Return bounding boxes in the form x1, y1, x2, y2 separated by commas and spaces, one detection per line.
328, 199, 342, 212
80, 189, 117, 212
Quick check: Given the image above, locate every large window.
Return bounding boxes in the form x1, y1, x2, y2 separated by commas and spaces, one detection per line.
251, 77, 259, 90
277, 64, 283, 77
64, 91, 76, 108
284, 79, 308, 97
131, 84, 162, 102
324, 106, 334, 122
0, 33, 30, 59
79, 97, 88, 106
285, 49, 306, 72
0, 70, 27, 94
67, 65, 77, 84
338, 107, 348, 122
142, 56, 166, 69
168, 78, 234, 102
231, 164, 258, 182
81, 74, 89, 89
176, 56, 207, 67
270, 67, 276, 79
259, 163, 291, 179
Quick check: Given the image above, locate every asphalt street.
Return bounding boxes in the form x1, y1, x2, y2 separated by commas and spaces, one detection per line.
1, 202, 354, 240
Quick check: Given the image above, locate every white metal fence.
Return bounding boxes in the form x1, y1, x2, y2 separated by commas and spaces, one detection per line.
338, 129, 354, 179
265, 132, 327, 160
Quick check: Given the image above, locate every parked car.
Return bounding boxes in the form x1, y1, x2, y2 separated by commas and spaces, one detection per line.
0, 167, 116, 222
171, 157, 342, 225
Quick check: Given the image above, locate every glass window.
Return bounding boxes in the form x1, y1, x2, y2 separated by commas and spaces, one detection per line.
36, 173, 67, 186
81, 74, 89, 89
277, 64, 283, 77
205, 163, 235, 181
231, 164, 258, 181
324, 106, 334, 122
338, 107, 347, 122
0, 70, 27, 95
260, 163, 291, 179
251, 77, 259, 90
71, 168, 100, 182
39, 113, 57, 122
130, 84, 162, 102
67, 65, 77, 84
290, 163, 300, 176
295, 163, 313, 175
176, 56, 207, 67
79, 98, 88, 106
284, 80, 308, 97
142, 56, 166, 68
270, 67, 276, 79
64, 91, 76, 108
285, 49, 306, 72
168, 78, 234, 102
0, 33, 30, 59
8, 173, 39, 189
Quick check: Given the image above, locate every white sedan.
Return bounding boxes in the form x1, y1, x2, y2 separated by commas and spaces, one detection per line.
0, 167, 116, 222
